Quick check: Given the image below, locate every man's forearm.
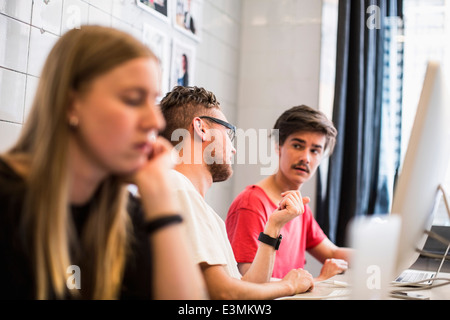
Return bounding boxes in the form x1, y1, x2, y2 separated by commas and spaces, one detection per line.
240, 220, 281, 283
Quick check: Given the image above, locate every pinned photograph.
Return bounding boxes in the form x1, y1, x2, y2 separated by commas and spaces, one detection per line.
137, 0, 170, 23
174, 0, 203, 42
170, 40, 196, 89
143, 23, 171, 97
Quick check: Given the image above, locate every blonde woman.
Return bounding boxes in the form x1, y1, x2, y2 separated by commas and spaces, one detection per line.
0, 26, 205, 300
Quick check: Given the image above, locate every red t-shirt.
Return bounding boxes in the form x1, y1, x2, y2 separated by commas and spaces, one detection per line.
226, 185, 327, 279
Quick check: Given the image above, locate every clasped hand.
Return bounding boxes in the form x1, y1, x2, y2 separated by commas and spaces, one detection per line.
268, 191, 310, 232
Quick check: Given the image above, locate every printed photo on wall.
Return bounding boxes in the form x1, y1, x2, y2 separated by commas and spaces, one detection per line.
174, 0, 203, 42
136, 0, 170, 23
170, 40, 196, 89
142, 23, 171, 97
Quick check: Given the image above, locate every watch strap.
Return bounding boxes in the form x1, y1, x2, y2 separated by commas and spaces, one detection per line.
258, 232, 282, 250
144, 215, 183, 234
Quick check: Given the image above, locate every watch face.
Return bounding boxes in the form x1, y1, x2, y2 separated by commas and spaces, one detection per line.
275, 235, 282, 250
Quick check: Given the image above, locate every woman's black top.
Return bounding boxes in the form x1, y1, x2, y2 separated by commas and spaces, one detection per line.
0, 158, 153, 299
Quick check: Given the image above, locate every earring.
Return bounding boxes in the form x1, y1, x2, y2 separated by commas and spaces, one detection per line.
69, 116, 79, 128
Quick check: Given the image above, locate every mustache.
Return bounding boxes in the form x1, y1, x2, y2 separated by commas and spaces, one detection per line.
291, 162, 310, 173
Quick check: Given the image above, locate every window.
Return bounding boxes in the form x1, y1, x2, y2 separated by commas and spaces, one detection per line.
318, 0, 450, 225
402, 0, 450, 225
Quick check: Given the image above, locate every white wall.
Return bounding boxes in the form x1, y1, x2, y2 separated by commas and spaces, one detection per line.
232, 0, 323, 216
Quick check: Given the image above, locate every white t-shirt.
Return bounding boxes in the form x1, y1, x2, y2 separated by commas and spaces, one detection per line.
170, 170, 242, 279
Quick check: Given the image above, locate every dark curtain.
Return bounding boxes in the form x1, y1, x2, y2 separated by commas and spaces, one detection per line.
316, 0, 403, 246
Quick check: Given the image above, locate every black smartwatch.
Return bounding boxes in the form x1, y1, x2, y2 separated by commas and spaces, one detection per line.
258, 232, 282, 250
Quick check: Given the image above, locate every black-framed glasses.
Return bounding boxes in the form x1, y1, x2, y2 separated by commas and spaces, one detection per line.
199, 116, 236, 142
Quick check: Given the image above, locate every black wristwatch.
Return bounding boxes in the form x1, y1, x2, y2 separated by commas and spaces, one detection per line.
258, 232, 282, 250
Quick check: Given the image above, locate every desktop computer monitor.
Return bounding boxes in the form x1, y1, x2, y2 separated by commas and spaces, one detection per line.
391, 61, 450, 277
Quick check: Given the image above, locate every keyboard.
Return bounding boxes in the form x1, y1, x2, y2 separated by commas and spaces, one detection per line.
394, 269, 435, 286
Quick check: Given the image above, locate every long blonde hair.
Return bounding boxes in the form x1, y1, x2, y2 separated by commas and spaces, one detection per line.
5, 26, 156, 299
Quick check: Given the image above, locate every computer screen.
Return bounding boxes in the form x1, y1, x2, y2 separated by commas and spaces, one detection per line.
391, 61, 450, 276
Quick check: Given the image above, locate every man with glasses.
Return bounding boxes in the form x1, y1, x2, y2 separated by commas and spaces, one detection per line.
160, 86, 314, 299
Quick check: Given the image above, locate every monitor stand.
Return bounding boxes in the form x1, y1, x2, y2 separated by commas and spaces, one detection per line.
414, 185, 450, 283
418, 230, 450, 283
438, 184, 450, 221
394, 185, 450, 286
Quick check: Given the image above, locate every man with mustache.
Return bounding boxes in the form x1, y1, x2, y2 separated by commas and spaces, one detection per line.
226, 105, 352, 281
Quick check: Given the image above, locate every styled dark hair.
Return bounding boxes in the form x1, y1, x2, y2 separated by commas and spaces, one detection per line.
273, 105, 338, 155
160, 86, 221, 145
